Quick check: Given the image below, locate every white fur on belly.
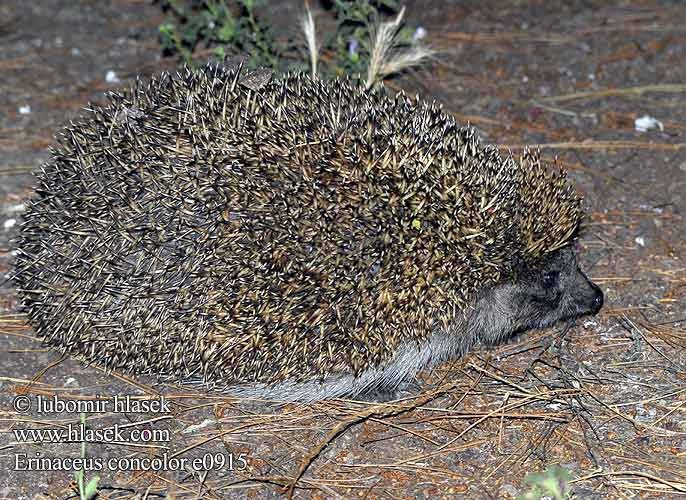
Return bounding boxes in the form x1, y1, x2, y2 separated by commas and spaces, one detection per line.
215, 326, 470, 402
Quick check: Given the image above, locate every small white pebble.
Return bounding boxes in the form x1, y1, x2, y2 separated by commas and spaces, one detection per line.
499, 485, 519, 497
18, 105, 31, 114
71, 47, 81, 56
412, 26, 427, 42
3, 218, 16, 231
522, 75, 529, 83
635, 236, 645, 247
105, 70, 120, 83
182, 418, 216, 434
4, 203, 26, 214
635, 115, 663, 132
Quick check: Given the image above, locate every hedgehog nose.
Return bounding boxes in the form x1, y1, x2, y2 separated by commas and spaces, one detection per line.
590, 282, 603, 315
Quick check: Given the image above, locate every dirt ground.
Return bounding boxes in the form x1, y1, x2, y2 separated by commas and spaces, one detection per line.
1, 1, 685, 498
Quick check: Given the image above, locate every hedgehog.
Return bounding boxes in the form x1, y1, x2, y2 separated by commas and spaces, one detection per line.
13, 61, 603, 402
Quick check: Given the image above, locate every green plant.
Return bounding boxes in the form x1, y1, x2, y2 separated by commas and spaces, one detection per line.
75, 413, 100, 500
517, 465, 573, 500
159, 0, 279, 70
157, 0, 431, 84
327, 0, 412, 76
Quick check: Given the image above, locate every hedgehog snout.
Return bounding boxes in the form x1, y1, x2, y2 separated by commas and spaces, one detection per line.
588, 281, 603, 315
575, 270, 604, 316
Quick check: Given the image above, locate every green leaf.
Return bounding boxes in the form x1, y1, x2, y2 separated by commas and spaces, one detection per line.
516, 488, 543, 500
158, 23, 174, 35
520, 466, 572, 500
164, 0, 186, 17
84, 476, 100, 500
378, 0, 400, 10
215, 19, 236, 42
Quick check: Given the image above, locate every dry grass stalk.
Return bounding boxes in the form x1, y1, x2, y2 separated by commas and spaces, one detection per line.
301, 1, 318, 78
365, 7, 435, 90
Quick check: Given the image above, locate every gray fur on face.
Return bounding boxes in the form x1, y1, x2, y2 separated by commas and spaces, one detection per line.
217, 246, 603, 403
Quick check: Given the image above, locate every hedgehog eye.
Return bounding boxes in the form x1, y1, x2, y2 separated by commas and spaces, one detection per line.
542, 271, 559, 288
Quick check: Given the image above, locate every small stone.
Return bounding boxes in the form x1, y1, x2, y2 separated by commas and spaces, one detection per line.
105, 70, 120, 83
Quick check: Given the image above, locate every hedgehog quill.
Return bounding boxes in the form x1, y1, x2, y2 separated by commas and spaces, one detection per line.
14, 62, 603, 402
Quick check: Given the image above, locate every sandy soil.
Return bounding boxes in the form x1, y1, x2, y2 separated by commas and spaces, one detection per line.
1, 1, 684, 498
